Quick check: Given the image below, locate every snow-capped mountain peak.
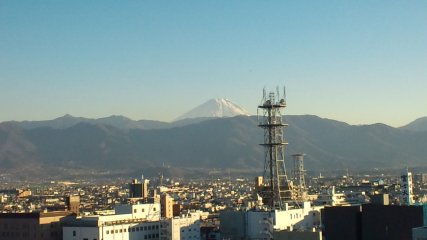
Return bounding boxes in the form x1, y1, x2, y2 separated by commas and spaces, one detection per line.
174, 98, 250, 121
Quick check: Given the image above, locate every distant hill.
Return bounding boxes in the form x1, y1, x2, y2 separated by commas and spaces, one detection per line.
401, 116, 427, 132
1, 115, 427, 177
13, 114, 208, 130
0, 122, 42, 173
16, 114, 170, 130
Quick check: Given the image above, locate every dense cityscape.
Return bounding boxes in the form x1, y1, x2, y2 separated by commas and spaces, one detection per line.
1, 90, 427, 240
1, 1, 427, 240
1, 168, 427, 240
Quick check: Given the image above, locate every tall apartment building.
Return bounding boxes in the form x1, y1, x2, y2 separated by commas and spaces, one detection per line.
66, 195, 80, 215
160, 194, 174, 219
129, 179, 149, 199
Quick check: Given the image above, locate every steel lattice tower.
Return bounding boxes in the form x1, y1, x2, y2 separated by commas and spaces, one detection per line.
257, 88, 293, 209
292, 153, 307, 201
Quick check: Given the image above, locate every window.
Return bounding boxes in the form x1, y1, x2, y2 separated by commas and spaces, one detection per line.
134, 209, 137, 213
73, 231, 76, 236
141, 208, 145, 212
153, 208, 156, 211
120, 229, 122, 233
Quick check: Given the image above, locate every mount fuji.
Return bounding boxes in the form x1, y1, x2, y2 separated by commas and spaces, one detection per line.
174, 98, 251, 121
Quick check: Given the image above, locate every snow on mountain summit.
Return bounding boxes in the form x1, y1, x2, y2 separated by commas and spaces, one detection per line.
174, 98, 250, 121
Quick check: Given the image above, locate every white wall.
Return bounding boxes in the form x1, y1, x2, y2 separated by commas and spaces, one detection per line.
64, 221, 160, 240
115, 203, 161, 221
273, 203, 322, 231
161, 212, 202, 240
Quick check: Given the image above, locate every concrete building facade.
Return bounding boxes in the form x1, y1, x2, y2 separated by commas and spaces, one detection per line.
220, 202, 322, 239
323, 204, 427, 240
0, 211, 75, 240
160, 211, 201, 240
63, 203, 161, 240
161, 194, 174, 219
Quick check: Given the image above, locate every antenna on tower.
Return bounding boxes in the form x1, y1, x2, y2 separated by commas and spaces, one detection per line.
283, 86, 287, 103
257, 86, 293, 210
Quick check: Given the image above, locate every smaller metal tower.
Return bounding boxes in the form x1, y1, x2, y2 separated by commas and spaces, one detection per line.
292, 153, 307, 201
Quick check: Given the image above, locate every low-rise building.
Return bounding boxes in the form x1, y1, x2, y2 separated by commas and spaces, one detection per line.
0, 211, 75, 240
220, 202, 322, 239
63, 203, 161, 240
160, 211, 202, 240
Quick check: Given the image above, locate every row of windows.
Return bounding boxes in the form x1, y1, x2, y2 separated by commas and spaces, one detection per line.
144, 233, 159, 239
106, 225, 159, 234
133, 208, 157, 213
290, 213, 303, 219
1, 231, 58, 237
180, 235, 199, 239
1, 223, 56, 230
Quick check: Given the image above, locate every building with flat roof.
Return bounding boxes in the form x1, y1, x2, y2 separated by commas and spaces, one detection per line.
220, 202, 322, 239
323, 204, 427, 240
0, 211, 75, 240
63, 203, 161, 240
160, 211, 202, 240
66, 195, 80, 215
161, 194, 173, 219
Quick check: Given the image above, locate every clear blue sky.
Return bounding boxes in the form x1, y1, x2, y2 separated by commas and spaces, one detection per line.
1, 1, 426, 127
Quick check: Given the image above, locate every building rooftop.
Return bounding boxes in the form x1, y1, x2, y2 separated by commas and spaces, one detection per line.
0, 211, 75, 219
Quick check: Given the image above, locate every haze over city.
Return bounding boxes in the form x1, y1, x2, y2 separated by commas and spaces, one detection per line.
1, 1, 426, 127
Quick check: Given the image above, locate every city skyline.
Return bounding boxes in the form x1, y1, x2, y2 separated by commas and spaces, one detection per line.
1, 1, 426, 127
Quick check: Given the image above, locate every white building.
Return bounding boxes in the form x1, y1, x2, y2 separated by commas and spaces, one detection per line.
314, 186, 347, 206
220, 202, 322, 239
401, 170, 414, 205
63, 203, 161, 240
160, 211, 202, 240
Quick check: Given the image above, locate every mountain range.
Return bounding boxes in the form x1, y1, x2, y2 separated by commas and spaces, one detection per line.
1, 98, 427, 178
